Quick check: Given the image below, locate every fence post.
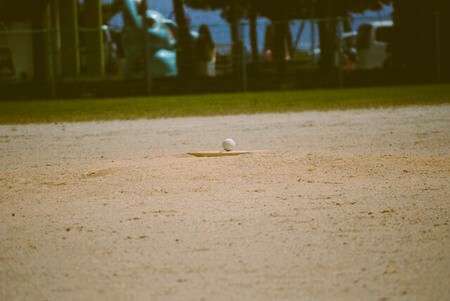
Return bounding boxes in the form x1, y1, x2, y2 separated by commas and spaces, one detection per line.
239, 22, 247, 93
336, 16, 343, 88
311, 18, 316, 69
435, 11, 441, 83
59, 0, 80, 79
84, 0, 105, 78
50, 30, 56, 99
140, 1, 152, 95
49, 0, 58, 98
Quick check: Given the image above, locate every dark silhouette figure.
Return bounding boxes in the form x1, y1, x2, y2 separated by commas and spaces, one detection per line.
195, 24, 216, 76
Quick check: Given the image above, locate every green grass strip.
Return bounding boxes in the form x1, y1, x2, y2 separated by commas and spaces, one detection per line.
1, 84, 449, 124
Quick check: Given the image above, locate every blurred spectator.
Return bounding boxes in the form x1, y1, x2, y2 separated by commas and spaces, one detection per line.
195, 24, 216, 76
263, 22, 293, 62
263, 23, 274, 62
121, 0, 144, 79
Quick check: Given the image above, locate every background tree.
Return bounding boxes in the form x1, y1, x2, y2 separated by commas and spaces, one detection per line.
392, 0, 449, 81
183, 1, 392, 69
167, 0, 450, 81
0, 0, 51, 80
172, 0, 196, 77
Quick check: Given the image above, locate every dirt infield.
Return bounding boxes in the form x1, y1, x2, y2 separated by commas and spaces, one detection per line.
1, 105, 449, 300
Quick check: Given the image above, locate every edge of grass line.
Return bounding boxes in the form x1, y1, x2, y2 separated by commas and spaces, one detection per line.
0, 84, 449, 124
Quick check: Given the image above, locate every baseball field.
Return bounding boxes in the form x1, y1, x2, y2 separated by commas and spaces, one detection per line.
1, 85, 449, 300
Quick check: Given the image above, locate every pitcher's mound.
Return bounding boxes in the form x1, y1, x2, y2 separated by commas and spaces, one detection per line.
187, 150, 262, 157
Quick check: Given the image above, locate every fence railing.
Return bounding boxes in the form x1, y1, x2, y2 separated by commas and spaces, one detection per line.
0, 12, 448, 99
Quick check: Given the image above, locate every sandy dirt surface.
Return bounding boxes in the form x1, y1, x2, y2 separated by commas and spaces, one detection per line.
1, 105, 450, 301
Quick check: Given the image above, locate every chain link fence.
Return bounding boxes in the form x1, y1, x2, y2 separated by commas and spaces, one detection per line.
0, 12, 448, 99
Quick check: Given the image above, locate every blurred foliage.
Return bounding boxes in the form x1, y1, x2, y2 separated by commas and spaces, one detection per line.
184, 0, 393, 21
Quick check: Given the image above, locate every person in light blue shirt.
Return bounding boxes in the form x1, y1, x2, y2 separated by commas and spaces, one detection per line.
120, 0, 177, 79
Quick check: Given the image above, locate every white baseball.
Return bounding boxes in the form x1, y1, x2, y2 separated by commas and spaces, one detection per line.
222, 138, 236, 151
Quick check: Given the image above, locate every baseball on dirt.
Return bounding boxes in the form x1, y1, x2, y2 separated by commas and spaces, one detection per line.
222, 138, 236, 151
